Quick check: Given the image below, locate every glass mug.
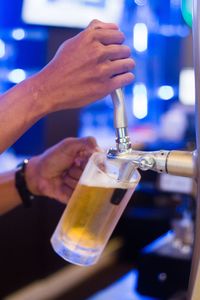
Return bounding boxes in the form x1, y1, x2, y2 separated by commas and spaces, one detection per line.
51, 152, 140, 266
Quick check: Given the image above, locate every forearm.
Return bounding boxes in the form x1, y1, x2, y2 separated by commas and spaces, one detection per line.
0, 20, 135, 154
0, 170, 22, 214
0, 74, 49, 153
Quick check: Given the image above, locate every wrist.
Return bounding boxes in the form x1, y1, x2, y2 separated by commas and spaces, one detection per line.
31, 64, 71, 112
15, 159, 38, 207
25, 156, 41, 196
23, 73, 53, 117
15, 159, 55, 208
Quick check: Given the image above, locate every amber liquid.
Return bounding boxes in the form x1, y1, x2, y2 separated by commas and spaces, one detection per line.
60, 184, 126, 250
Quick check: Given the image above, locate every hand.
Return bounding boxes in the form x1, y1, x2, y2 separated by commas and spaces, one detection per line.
32, 19, 135, 112
25, 137, 98, 204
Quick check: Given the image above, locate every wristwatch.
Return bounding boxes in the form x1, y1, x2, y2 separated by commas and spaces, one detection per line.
15, 159, 35, 208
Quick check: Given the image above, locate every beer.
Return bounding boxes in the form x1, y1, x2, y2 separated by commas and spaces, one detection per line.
51, 152, 140, 266
61, 184, 115, 249
60, 183, 131, 248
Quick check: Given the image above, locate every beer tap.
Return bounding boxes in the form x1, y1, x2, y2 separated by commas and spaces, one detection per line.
111, 88, 132, 153
110, 1, 200, 298
109, 88, 197, 179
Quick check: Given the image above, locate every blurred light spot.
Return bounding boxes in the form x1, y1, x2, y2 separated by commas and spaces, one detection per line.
133, 23, 148, 52
158, 272, 167, 282
0, 39, 6, 58
179, 68, 195, 105
134, 0, 147, 5
158, 85, 174, 100
12, 28, 26, 40
8, 69, 26, 83
132, 83, 148, 119
159, 25, 189, 37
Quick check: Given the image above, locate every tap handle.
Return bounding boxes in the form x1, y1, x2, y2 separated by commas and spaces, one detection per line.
111, 88, 128, 129
111, 88, 131, 152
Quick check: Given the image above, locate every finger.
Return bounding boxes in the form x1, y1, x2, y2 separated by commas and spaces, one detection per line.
57, 185, 74, 204
63, 184, 73, 198
71, 137, 99, 168
75, 157, 89, 170
89, 19, 119, 30
111, 72, 135, 89
51, 136, 98, 163
96, 29, 125, 45
81, 136, 98, 150
63, 174, 79, 189
66, 136, 98, 155
110, 58, 135, 77
42, 136, 98, 174
68, 166, 83, 180
106, 45, 131, 61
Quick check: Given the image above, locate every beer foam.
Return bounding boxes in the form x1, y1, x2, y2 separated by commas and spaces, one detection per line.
80, 170, 137, 189
79, 152, 140, 189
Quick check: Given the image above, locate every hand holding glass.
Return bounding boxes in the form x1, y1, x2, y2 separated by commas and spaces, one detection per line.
51, 152, 140, 266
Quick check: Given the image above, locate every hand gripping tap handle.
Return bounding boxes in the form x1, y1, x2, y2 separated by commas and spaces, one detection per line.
110, 89, 197, 179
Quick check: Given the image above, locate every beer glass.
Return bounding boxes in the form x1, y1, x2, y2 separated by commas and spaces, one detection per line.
51, 152, 140, 266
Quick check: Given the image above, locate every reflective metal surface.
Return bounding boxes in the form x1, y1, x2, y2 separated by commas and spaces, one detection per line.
107, 148, 196, 178
167, 151, 196, 178
188, 0, 200, 298
110, 1, 200, 296
111, 89, 131, 152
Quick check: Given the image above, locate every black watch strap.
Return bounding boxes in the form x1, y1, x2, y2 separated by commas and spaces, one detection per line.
15, 159, 36, 208
15, 159, 56, 208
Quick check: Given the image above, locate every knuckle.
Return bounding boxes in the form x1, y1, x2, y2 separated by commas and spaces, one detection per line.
89, 19, 101, 28
91, 43, 105, 61
101, 61, 111, 76
87, 28, 100, 42
95, 43, 105, 56
95, 63, 109, 82
97, 45, 107, 60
